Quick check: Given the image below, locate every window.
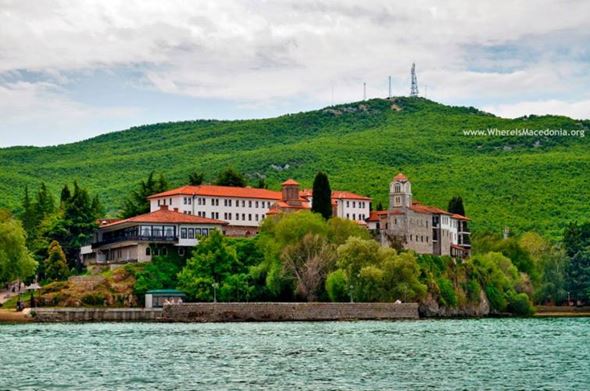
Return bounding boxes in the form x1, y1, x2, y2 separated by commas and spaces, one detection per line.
164, 226, 174, 237
157, 200, 161, 206
242, 213, 246, 220
353, 214, 356, 220
194, 228, 201, 237
255, 201, 259, 208
153, 226, 163, 237
228, 213, 232, 220
248, 214, 252, 221
188, 228, 194, 238
255, 214, 259, 221
202, 228, 209, 236
242, 200, 246, 207
395, 183, 401, 192
181, 228, 187, 239
353, 201, 356, 208
183, 197, 187, 205
346, 213, 350, 219
178, 248, 185, 256
228, 199, 232, 207
146, 247, 151, 256
188, 198, 192, 205
169, 198, 172, 205
236, 214, 240, 221
249, 200, 252, 208
141, 226, 151, 236
346, 201, 350, 207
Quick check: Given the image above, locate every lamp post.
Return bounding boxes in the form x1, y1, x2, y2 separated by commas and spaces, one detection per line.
26, 282, 41, 308
212, 282, 219, 303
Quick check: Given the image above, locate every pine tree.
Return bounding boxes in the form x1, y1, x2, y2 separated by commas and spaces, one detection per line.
121, 171, 168, 218
60, 184, 71, 206
44, 240, 69, 281
35, 182, 55, 219
21, 186, 37, 242
188, 171, 205, 185
311, 171, 332, 220
376, 201, 384, 211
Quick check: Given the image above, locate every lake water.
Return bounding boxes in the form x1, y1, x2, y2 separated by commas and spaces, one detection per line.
1, 318, 589, 390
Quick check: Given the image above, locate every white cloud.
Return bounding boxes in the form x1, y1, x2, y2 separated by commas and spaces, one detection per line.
1, 0, 590, 146
483, 99, 590, 120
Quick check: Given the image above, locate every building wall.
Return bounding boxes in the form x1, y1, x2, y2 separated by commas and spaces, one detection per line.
334, 198, 370, 222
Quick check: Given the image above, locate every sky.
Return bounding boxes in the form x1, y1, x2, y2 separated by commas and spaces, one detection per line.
1, 0, 590, 147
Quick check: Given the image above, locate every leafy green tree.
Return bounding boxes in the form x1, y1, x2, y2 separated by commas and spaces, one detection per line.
563, 221, 590, 258
326, 269, 349, 302
188, 171, 205, 186
447, 196, 465, 216
255, 178, 267, 189
375, 202, 384, 211
132, 255, 184, 296
214, 168, 246, 187
178, 230, 242, 301
0, 210, 37, 285
327, 217, 371, 245
44, 240, 69, 281
121, 171, 168, 218
311, 171, 332, 219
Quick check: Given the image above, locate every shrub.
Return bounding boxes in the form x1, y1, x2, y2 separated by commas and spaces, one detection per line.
507, 292, 534, 316
326, 270, 349, 302
437, 278, 458, 308
465, 280, 481, 303
81, 292, 106, 306
485, 285, 507, 312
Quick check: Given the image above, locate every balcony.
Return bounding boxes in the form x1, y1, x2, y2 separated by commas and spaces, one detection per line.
93, 235, 178, 248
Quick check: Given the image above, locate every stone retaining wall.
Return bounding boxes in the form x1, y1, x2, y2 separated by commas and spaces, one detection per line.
32, 308, 162, 322
162, 302, 419, 322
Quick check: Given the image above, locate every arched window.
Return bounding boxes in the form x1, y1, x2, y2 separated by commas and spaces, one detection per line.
394, 183, 401, 193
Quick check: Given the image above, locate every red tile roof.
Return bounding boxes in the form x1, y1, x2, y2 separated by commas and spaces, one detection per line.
148, 185, 282, 200
100, 206, 228, 228
451, 213, 470, 221
367, 210, 389, 221
410, 202, 451, 215
394, 172, 408, 181
282, 179, 300, 186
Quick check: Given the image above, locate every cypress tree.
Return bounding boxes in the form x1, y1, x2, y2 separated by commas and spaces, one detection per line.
376, 201, 384, 211
60, 184, 71, 206
448, 196, 465, 216
121, 171, 168, 218
311, 171, 332, 220
35, 182, 55, 218
21, 186, 36, 241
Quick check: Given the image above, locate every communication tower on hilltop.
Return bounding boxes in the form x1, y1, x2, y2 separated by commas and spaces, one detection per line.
410, 63, 419, 97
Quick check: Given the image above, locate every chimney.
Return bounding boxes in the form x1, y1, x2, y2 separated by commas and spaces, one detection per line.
160, 204, 169, 211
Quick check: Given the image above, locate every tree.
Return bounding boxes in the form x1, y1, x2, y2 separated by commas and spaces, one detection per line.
566, 250, 590, 303
311, 171, 332, 219
60, 184, 71, 206
177, 230, 243, 301
447, 196, 465, 216
255, 178, 267, 189
20, 186, 36, 243
44, 240, 69, 281
215, 168, 246, 187
121, 171, 168, 218
281, 233, 336, 301
376, 201, 384, 211
0, 210, 37, 285
188, 171, 205, 186
35, 182, 55, 218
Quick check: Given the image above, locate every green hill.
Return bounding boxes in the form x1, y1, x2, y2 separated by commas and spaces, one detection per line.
1, 97, 588, 239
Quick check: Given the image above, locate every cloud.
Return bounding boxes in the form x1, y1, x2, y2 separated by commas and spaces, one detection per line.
1, 0, 590, 146
483, 99, 590, 120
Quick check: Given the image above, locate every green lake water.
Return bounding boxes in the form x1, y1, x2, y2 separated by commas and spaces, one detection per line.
1, 318, 589, 390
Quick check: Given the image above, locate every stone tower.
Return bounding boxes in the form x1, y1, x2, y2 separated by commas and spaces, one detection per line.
389, 172, 412, 209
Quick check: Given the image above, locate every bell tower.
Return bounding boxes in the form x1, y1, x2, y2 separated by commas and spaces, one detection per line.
389, 172, 412, 209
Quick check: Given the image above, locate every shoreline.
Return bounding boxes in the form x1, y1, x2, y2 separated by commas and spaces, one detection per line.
2, 304, 589, 324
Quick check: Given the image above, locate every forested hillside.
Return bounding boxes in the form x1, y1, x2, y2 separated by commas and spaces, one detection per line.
1, 97, 588, 239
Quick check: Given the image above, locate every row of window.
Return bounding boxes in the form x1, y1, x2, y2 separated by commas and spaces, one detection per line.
180, 227, 212, 239
345, 213, 366, 221
409, 234, 429, 243
157, 198, 174, 207
345, 201, 367, 209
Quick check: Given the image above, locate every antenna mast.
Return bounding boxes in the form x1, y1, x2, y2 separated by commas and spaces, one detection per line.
388, 76, 391, 98
410, 63, 419, 97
